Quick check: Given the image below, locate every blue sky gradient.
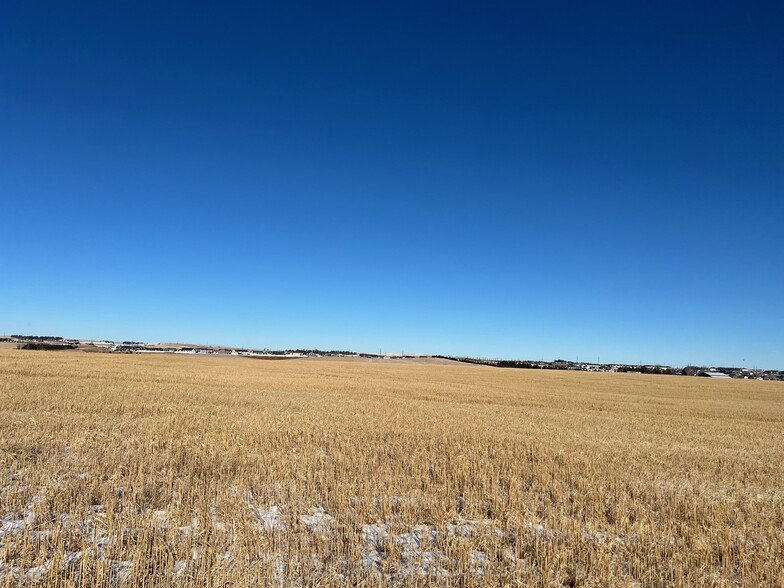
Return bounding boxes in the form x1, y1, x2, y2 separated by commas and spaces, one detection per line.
1, 1, 782, 367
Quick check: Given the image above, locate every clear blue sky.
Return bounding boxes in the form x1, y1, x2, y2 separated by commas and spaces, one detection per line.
1, 1, 782, 368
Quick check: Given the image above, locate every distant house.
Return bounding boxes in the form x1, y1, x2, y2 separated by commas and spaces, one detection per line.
698, 371, 731, 379
90, 341, 114, 348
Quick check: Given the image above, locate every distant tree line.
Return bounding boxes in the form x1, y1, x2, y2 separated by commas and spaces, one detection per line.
616, 365, 679, 375
432, 356, 496, 366
434, 355, 685, 375
19, 342, 77, 351
496, 360, 547, 369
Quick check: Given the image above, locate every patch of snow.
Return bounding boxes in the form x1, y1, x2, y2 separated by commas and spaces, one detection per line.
447, 518, 487, 538
299, 507, 333, 537
361, 524, 390, 568
172, 560, 191, 580
218, 552, 234, 568
24, 561, 53, 581
249, 504, 286, 532
0, 519, 26, 538
469, 550, 487, 576
273, 557, 287, 584
0, 563, 19, 581
583, 529, 639, 546
399, 549, 450, 579
111, 560, 134, 583
395, 525, 437, 550
150, 509, 169, 528
362, 523, 390, 545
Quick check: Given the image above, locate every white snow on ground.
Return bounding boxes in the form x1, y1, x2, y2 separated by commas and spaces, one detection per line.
172, 560, 191, 580
399, 548, 450, 579
0, 519, 26, 538
23, 561, 53, 582
0, 496, 220, 584
446, 517, 497, 538
0, 501, 589, 584
250, 504, 285, 531
2, 492, 774, 584
246, 493, 286, 532
299, 507, 333, 537
395, 524, 438, 550
469, 550, 488, 576
150, 509, 169, 528
111, 560, 134, 584
362, 523, 390, 545
583, 529, 640, 546
361, 524, 390, 568
0, 499, 39, 539
394, 525, 450, 579
523, 521, 557, 540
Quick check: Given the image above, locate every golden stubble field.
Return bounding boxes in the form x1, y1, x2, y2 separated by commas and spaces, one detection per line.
0, 349, 782, 587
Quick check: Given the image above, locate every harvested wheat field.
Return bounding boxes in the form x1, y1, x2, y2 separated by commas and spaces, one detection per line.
0, 349, 782, 587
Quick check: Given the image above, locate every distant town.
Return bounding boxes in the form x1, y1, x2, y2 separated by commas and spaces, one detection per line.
2, 334, 781, 381
433, 356, 783, 381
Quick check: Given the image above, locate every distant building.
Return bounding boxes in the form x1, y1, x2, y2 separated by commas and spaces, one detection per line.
698, 371, 731, 379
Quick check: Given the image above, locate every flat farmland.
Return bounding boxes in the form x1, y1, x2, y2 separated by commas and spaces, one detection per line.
0, 350, 782, 587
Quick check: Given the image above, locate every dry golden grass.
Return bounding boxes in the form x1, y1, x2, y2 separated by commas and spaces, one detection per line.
1, 349, 782, 587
